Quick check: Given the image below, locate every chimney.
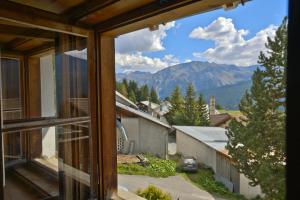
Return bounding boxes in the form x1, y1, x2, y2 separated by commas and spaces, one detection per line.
209, 96, 216, 115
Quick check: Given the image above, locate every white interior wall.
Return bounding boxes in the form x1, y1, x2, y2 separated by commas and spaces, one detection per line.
40, 54, 57, 158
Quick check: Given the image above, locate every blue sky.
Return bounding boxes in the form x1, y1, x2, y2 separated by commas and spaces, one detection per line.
115, 0, 288, 73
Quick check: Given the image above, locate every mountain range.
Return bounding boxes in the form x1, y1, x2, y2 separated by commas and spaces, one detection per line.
116, 61, 259, 109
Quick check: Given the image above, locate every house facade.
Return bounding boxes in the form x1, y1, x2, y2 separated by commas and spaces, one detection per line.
116, 102, 171, 159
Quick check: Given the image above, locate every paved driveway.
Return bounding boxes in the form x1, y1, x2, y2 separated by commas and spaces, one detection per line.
118, 174, 225, 200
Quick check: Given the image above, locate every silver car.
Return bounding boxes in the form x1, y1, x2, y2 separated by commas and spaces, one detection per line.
180, 156, 198, 173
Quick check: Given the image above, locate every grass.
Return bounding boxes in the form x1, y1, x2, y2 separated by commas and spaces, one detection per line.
118, 154, 176, 177
219, 109, 242, 116
182, 167, 246, 200
218, 109, 244, 119
118, 154, 248, 200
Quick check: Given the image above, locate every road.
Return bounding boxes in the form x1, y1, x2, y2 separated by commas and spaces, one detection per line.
118, 174, 226, 200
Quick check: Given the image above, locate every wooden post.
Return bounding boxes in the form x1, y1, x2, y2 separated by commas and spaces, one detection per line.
0, 89, 3, 200
26, 56, 42, 159
87, 31, 100, 198
97, 35, 117, 199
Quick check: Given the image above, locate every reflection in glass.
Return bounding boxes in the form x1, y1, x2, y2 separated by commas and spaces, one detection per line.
1, 34, 92, 200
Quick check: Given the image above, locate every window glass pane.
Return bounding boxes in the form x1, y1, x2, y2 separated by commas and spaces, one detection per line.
1, 34, 92, 200
1, 58, 22, 120
3, 122, 91, 200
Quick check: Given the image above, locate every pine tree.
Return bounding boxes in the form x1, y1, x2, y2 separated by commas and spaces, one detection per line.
122, 79, 128, 90
197, 94, 210, 126
166, 86, 184, 125
227, 17, 287, 200
128, 80, 138, 95
150, 87, 159, 104
118, 83, 128, 97
183, 83, 198, 125
140, 84, 149, 101
128, 90, 136, 103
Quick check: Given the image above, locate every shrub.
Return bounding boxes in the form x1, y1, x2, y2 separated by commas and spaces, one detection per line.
137, 185, 172, 200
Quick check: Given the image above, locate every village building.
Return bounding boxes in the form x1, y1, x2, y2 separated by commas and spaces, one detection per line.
174, 126, 263, 199
137, 100, 171, 123
116, 101, 171, 159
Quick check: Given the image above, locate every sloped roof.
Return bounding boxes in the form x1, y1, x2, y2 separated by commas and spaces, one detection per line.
173, 126, 228, 152
139, 101, 160, 110
116, 91, 138, 109
116, 102, 171, 129
210, 113, 232, 126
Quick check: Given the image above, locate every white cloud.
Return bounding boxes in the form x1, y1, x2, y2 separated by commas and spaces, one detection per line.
190, 17, 277, 66
184, 59, 192, 63
116, 21, 175, 53
115, 53, 179, 73
115, 21, 179, 73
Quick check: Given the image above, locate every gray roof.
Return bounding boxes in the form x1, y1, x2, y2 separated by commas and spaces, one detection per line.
173, 126, 228, 151
116, 102, 171, 129
116, 91, 138, 109
140, 101, 160, 109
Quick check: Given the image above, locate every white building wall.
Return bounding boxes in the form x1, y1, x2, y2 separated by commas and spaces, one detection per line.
40, 55, 56, 158
121, 118, 140, 154
239, 173, 264, 199
139, 118, 168, 159
121, 117, 168, 159
176, 130, 217, 172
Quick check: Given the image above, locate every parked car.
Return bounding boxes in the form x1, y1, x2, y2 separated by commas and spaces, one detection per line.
180, 156, 198, 173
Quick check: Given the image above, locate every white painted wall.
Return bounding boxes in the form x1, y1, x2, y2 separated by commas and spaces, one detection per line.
121, 117, 169, 159
176, 130, 217, 172
239, 173, 263, 199
138, 118, 168, 159
40, 55, 57, 158
121, 118, 140, 154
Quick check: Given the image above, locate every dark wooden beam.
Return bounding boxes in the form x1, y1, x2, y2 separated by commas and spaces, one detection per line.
87, 30, 100, 197
4, 38, 32, 50
2, 117, 90, 133
95, 0, 198, 32
97, 35, 117, 198
63, 0, 120, 22
0, 1, 90, 37
287, 0, 300, 198
0, 80, 3, 199
25, 42, 55, 57
0, 24, 57, 40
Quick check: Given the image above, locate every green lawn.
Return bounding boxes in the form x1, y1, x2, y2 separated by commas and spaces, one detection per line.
181, 168, 246, 200
118, 154, 248, 200
218, 109, 243, 118
118, 154, 176, 177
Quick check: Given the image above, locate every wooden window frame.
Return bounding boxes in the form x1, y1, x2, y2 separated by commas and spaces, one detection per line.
0, 29, 117, 199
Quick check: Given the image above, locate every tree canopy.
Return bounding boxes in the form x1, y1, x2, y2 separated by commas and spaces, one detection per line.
227, 17, 287, 200
166, 83, 210, 126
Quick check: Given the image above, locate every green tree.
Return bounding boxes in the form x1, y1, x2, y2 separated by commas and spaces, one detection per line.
216, 103, 223, 110
128, 90, 136, 103
227, 17, 287, 200
140, 84, 149, 101
197, 94, 210, 126
182, 83, 198, 125
150, 87, 159, 104
122, 78, 128, 90
118, 82, 128, 97
166, 85, 184, 125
